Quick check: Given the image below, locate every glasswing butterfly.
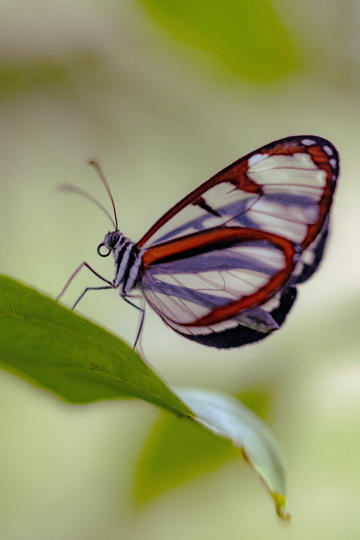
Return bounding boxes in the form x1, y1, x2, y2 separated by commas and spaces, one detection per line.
58, 135, 339, 348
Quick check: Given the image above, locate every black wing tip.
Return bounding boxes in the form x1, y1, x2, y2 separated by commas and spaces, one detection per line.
263, 134, 339, 155
218, 134, 339, 180
259, 135, 340, 183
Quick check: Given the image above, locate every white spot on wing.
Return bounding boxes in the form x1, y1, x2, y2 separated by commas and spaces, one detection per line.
248, 153, 268, 168
262, 292, 281, 312
323, 145, 333, 156
302, 249, 315, 265
330, 158, 337, 168
302, 138, 316, 146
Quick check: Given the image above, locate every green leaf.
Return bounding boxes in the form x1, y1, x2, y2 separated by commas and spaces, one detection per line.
0, 275, 191, 415
134, 387, 271, 503
138, 0, 300, 83
0, 275, 288, 519
180, 388, 289, 519
136, 387, 289, 520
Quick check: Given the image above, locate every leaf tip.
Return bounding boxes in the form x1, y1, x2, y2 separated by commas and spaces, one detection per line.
272, 492, 290, 522
241, 447, 289, 521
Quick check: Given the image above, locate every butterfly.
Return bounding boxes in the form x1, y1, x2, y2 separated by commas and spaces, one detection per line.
58, 135, 339, 349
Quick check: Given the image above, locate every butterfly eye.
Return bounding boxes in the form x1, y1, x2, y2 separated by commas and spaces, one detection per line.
97, 243, 111, 257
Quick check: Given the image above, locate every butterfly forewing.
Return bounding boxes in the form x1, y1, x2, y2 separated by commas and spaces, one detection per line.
138, 136, 338, 251
136, 136, 339, 348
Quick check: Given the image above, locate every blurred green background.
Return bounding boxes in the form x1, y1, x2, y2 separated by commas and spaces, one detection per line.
1, 0, 359, 538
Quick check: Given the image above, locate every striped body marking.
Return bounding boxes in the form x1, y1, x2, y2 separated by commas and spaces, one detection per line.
111, 234, 144, 295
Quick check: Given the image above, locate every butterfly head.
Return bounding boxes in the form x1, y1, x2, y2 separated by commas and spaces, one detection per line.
97, 230, 122, 257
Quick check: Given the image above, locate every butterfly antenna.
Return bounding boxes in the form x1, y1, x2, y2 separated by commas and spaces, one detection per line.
58, 184, 117, 229
89, 159, 119, 230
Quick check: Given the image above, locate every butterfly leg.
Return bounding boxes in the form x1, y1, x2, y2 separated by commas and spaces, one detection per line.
123, 295, 145, 351
56, 262, 113, 301
72, 285, 113, 311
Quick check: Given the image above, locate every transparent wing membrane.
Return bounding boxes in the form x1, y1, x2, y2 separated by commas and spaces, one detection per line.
137, 136, 339, 348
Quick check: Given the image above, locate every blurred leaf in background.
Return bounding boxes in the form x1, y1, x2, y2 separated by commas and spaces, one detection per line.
0, 54, 101, 99
138, 0, 301, 82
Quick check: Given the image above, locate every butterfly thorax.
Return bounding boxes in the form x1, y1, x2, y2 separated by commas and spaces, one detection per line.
102, 231, 143, 295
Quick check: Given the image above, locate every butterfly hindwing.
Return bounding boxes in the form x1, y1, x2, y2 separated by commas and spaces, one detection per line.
174, 286, 298, 349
